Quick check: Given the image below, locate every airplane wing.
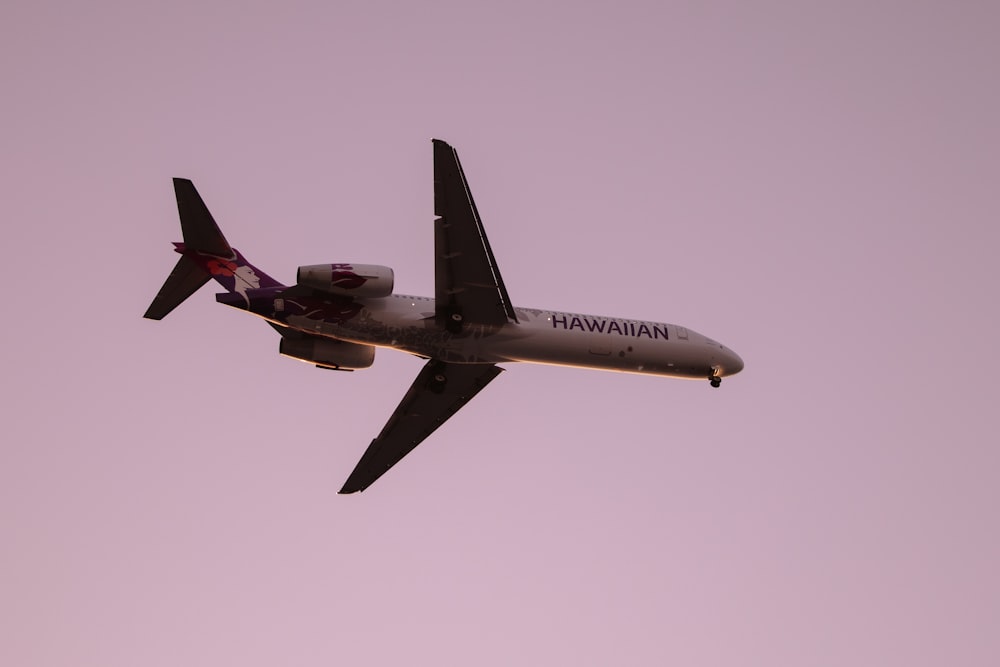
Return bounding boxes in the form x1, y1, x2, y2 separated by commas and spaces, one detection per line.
433, 139, 518, 327
339, 360, 504, 493
339, 141, 512, 493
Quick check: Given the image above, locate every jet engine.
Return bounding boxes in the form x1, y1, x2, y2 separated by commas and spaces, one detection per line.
296, 263, 394, 298
279, 337, 375, 370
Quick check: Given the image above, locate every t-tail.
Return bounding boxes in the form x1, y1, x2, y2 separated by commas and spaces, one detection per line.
144, 178, 283, 320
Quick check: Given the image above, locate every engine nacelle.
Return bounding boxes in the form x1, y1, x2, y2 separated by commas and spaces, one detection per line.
296, 263, 394, 298
279, 337, 375, 370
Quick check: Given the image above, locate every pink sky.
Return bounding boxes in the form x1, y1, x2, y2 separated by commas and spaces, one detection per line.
2, 1, 998, 665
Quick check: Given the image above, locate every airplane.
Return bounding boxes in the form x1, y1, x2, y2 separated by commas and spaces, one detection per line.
145, 139, 743, 493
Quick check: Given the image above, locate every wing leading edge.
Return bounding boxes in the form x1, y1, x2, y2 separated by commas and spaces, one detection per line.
339, 361, 503, 493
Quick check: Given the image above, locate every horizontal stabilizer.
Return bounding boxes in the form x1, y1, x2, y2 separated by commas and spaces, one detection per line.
145, 179, 281, 319
174, 178, 233, 257
143, 254, 211, 320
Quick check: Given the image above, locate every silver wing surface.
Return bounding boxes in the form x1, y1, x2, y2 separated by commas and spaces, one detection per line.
433, 139, 518, 327
338, 140, 513, 493
338, 361, 503, 493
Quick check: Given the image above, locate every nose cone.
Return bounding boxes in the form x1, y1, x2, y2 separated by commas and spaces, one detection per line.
722, 347, 744, 376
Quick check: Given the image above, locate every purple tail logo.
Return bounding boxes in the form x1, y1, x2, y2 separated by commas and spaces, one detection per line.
174, 242, 282, 295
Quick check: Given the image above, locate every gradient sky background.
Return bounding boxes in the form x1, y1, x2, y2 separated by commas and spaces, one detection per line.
2, 1, 998, 665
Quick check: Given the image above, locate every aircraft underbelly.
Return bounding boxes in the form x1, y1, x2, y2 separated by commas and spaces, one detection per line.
283, 300, 716, 378
311, 302, 496, 362
484, 324, 714, 379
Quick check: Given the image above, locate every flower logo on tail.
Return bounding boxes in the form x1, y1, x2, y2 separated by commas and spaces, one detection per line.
207, 258, 237, 276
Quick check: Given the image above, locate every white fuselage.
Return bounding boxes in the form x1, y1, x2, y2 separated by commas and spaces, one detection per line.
272, 292, 744, 381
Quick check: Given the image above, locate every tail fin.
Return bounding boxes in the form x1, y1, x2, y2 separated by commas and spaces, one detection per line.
144, 178, 282, 320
